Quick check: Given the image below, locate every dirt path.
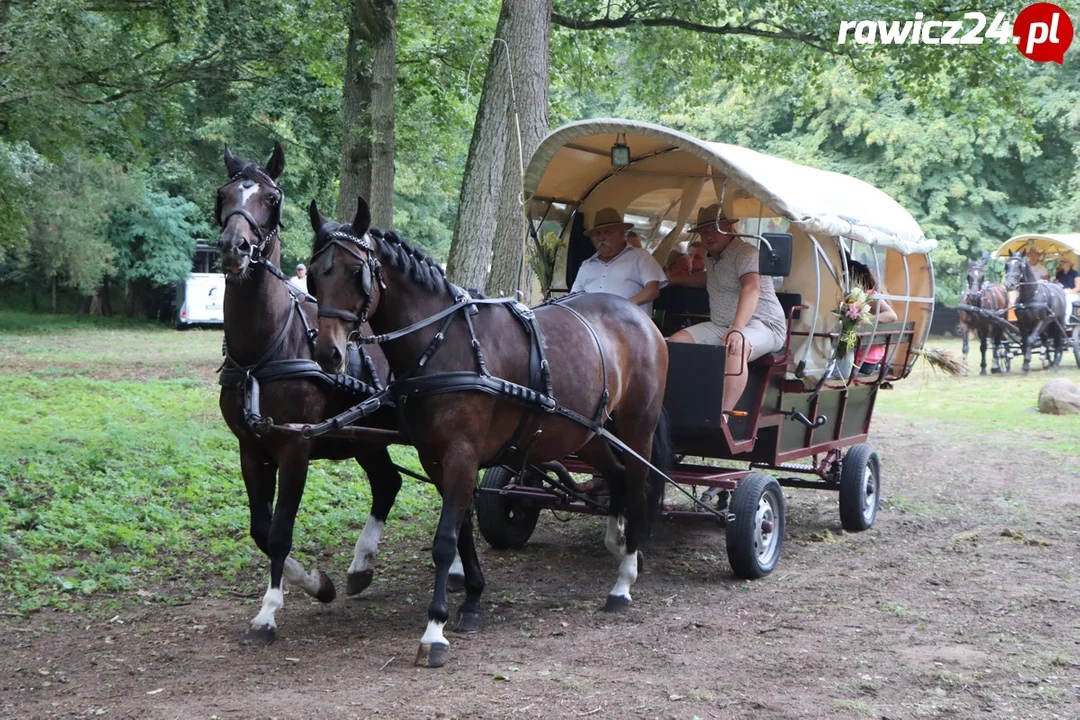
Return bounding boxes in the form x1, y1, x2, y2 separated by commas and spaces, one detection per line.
3, 415, 1079, 719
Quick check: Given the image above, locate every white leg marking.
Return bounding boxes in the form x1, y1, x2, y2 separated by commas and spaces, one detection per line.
420, 619, 448, 646
449, 551, 464, 578
348, 517, 385, 574
604, 516, 625, 558
608, 550, 639, 601
251, 583, 284, 630
283, 556, 322, 596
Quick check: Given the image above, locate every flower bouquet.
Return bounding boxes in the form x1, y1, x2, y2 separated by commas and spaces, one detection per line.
528, 230, 565, 300
834, 286, 872, 356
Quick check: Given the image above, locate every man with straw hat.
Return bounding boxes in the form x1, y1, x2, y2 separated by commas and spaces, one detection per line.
669, 204, 787, 412
571, 207, 666, 314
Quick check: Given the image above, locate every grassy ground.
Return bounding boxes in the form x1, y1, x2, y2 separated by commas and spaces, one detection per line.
885, 335, 1080, 459
0, 312, 435, 615
1, 314, 1077, 616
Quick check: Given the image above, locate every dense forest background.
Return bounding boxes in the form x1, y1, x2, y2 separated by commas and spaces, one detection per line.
1, 0, 1077, 314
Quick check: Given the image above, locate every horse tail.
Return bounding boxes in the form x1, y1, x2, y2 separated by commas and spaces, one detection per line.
644, 407, 672, 538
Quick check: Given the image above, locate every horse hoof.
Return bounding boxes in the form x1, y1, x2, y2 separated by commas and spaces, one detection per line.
414, 642, 450, 668
243, 624, 276, 647
447, 573, 466, 594
981, 369, 988, 376
602, 595, 631, 613
346, 569, 374, 597
314, 571, 336, 604
452, 610, 482, 635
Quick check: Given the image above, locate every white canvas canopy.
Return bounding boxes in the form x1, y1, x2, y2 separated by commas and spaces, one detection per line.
992, 233, 1080, 267
524, 119, 936, 381
524, 119, 937, 257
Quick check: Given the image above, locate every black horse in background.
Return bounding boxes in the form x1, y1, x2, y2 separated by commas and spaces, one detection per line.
215, 145, 436, 645
959, 258, 1011, 375
958, 259, 984, 360
1003, 252, 1066, 373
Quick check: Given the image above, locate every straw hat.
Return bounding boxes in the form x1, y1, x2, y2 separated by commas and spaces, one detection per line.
688, 203, 736, 234
585, 207, 633, 237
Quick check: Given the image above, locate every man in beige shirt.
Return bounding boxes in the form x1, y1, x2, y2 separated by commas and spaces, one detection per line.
668, 204, 787, 412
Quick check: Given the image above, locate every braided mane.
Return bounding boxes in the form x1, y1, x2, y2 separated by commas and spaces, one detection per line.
312, 221, 482, 298
368, 227, 456, 296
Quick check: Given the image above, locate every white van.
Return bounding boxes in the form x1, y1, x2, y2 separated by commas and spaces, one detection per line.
175, 243, 226, 327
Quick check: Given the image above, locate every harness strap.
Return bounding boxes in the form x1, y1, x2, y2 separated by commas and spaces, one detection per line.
361, 296, 515, 345
462, 307, 490, 377
546, 301, 610, 426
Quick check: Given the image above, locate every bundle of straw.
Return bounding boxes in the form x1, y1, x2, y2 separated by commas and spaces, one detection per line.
915, 347, 968, 377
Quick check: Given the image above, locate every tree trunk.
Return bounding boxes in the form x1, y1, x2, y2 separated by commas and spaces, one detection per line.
362, 0, 396, 228
485, 0, 551, 298
444, 4, 515, 289
337, 0, 374, 223
51, 277, 56, 313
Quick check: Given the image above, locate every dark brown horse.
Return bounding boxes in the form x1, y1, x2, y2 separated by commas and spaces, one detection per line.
216, 145, 421, 644
307, 198, 670, 668
1003, 252, 1066, 373
959, 259, 1010, 374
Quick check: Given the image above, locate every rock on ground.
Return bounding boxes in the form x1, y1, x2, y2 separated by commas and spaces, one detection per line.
1038, 377, 1080, 414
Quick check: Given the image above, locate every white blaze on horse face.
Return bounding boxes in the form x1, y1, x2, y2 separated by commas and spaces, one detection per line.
240, 183, 260, 209
604, 515, 625, 558
252, 582, 284, 630
283, 556, 322, 596
608, 550, 639, 602
449, 551, 464, 579
420, 619, 448, 646
349, 516, 385, 574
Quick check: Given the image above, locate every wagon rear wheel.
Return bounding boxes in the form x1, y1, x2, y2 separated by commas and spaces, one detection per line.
839, 443, 881, 532
476, 467, 542, 550
1072, 326, 1080, 369
725, 472, 785, 579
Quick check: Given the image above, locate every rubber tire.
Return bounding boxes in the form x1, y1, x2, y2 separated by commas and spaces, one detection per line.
725, 472, 785, 580
475, 466, 541, 550
996, 344, 1011, 374
839, 443, 881, 532
1072, 326, 1080, 369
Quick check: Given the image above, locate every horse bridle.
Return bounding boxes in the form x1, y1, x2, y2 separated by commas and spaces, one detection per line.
309, 229, 385, 333
216, 170, 284, 264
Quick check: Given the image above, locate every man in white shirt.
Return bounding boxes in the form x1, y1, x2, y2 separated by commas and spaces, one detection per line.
290, 263, 308, 292
668, 204, 787, 412
1026, 251, 1050, 281
570, 207, 666, 314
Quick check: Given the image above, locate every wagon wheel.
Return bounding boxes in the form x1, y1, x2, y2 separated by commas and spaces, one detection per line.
1072, 326, 1080, 369
725, 472, 785, 579
839, 443, 881, 532
476, 467, 542, 550
995, 344, 1011, 374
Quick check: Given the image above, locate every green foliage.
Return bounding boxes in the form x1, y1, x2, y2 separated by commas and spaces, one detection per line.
108, 188, 209, 286
2, 0, 1079, 304
0, 141, 44, 263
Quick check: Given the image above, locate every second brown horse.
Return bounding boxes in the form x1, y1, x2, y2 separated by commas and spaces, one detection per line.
307, 198, 671, 668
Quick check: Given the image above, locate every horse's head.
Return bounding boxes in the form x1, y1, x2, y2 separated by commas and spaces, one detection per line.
965, 260, 986, 293
308, 197, 382, 373
216, 142, 286, 276
1003, 252, 1026, 291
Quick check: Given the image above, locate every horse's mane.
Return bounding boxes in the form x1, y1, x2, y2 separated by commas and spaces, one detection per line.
313, 222, 484, 299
